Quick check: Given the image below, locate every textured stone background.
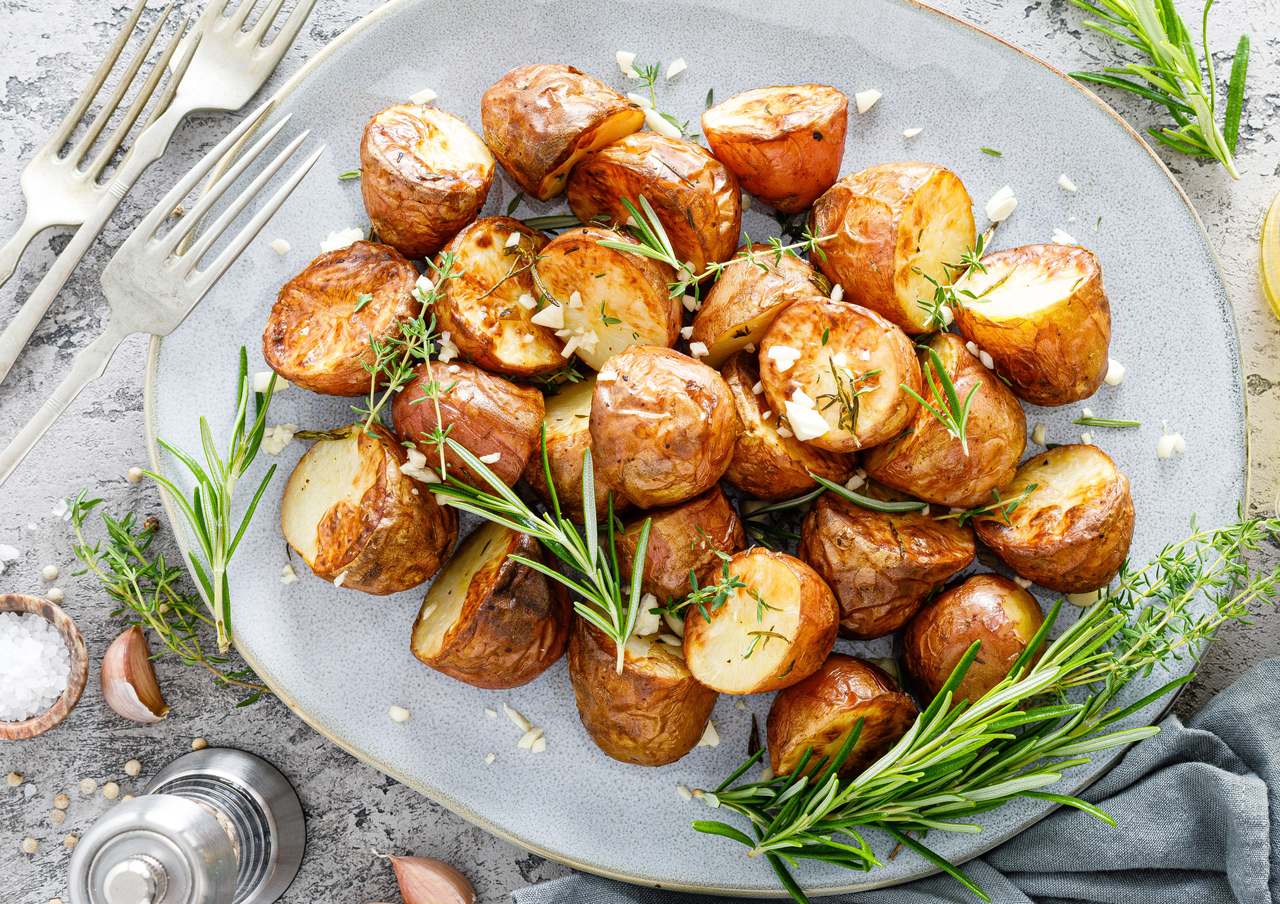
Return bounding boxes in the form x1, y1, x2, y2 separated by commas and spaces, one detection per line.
0, 1, 1277, 902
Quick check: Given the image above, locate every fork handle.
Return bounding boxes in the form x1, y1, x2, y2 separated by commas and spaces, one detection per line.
0, 209, 63, 291
0, 318, 130, 487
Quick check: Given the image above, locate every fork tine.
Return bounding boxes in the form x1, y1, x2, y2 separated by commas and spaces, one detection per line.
138, 18, 203, 132
265, 0, 318, 50
48, 0, 149, 149
247, 0, 289, 44
228, 0, 264, 31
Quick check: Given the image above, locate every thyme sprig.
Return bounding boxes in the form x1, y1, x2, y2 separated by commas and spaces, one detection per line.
656, 551, 749, 622
938, 483, 1040, 527
817, 364, 881, 435
901, 345, 980, 455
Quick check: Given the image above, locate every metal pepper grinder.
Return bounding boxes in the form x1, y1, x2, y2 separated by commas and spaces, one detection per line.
68, 748, 305, 904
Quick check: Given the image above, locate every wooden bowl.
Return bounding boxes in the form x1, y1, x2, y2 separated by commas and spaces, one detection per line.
0, 593, 89, 740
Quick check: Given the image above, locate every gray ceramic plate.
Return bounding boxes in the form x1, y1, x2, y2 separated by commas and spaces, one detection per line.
145, 0, 1246, 895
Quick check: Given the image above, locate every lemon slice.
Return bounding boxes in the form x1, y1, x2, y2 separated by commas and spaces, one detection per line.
1262, 188, 1280, 321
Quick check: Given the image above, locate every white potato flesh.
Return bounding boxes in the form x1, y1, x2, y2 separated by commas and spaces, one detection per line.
954, 250, 1092, 320
402, 106, 493, 180
280, 430, 376, 566
544, 377, 595, 438
896, 179, 973, 328
1005, 444, 1116, 520
412, 521, 509, 658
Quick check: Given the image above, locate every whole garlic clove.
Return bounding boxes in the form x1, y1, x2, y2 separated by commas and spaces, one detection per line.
101, 626, 169, 723
390, 856, 476, 904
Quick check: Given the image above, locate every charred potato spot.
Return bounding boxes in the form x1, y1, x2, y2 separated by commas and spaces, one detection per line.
702, 84, 848, 214
567, 131, 741, 273
481, 64, 645, 201
590, 346, 741, 510
360, 104, 494, 259
903, 573, 1044, 702
767, 655, 917, 777
863, 333, 1026, 508
758, 298, 922, 452
263, 241, 420, 397
568, 619, 717, 766
683, 549, 838, 695
411, 521, 570, 688
810, 163, 975, 334
721, 352, 854, 500
391, 361, 544, 487
952, 244, 1111, 406
434, 217, 563, 377
521, 378, 625, 517
799, 490, 975, 639
975, 444, 1134, 592
280, 425, 457, 594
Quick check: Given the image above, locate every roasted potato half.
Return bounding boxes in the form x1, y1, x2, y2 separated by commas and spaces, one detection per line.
411, 522, 570, 688
481, 64, 645, 200
758, 297, 921, 453
360, 104, 494, 259
521, 377, 625, 518
263, 241, 420, 396
567, 131, 741, 273
391, 361, 544, 487
568, 620, 717, 766
721, 352, 854, 500
590, 346, 741, 509
863, 333, 1026, 508
799, 489, 975, 639
616, 486, 746, 603
975, 444, 1134, 592
903, 573, 1044, 703
433, 217, 563, 377
534, 226, 680, 371
702, 84, 848, 214
810, 163, 975, 334
767, 655, 917, 777
952, 244, 1111, 406
691, 245, 830, 367
684, 549, 839, 695
281, 425, 457, 594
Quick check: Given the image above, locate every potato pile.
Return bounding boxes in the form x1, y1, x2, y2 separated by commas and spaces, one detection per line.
265, 63, 1134, 772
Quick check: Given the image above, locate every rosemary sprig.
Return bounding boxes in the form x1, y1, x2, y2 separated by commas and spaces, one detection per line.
743, 488, 825, 549
337, 168, 360, 181
808, 474, 929, 514
938, 483, 1039, 527
901, 345, 980, 455
1073, 415, 1142, 428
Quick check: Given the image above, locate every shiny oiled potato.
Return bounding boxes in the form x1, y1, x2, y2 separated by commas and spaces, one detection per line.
975, 444, 1134, 592
952, 244, 1111, 406
360, 104, 494, 259
521, 377, 625, 517
903, 573, 1044, 702
799, 488, 975, 639
683, 549, 839, 695
616, 486, 746, 603
767, 655, 917, 777
590, 346, 741, 509
702, 84, 848, 214
263, 241, 420, 396
863, 333, 1026, 507
690, 244, 830, 367
481, 64, 645, 200
410, 522, 570, 688
433, 217, 563, 377
567, 131, 741, 273
280, 425, 457, 594
721, 352, 854, 500
758, 297, 922, 452
568, 620, 717, 766
809, 162, 975, 334
391, 361, 544, 487
534, 226, 680, 370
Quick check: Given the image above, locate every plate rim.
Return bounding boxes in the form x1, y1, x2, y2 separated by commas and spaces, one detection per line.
142, 0, 1251, 895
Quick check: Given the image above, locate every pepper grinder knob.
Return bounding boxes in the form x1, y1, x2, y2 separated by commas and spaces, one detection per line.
102, 855, 167, 904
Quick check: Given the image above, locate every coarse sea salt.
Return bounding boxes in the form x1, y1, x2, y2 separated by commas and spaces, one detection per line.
0, 612, 70, 721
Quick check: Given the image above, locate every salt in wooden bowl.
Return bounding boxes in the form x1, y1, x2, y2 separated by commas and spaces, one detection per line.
0, 593, 89, 740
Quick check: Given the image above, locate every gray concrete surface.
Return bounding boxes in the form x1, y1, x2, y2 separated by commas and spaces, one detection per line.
0, 1, 1277, 902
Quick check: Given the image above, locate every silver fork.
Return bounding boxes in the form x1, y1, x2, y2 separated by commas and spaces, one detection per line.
0, 0, 319, 385
0, 104, 323, 486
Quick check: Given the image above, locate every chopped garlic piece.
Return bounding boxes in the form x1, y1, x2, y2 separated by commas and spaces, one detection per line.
437, 331, 459, 362
751, 381, 763, 395
262, 423, 297, 455
320, 227, 364, 252
504, 230, 522, 248
1157, 428, 1186, 459
416, 273, 435, 295
517, 727, 544, 750
1051, 228, 1077, 245
1080, 432, 1094, 444
741, 193, 752, 211
484, 752, 496, 765
388, 705, 411, 723
979, 350, 995, 370
1013, 576, 1033, 589
485, 707, 497, 718
400, 447, 440, 484
409, 87, 438, 104
682, 294, 701, 313
568, 290, 583, 309
767, 345, 801, 372
635, 594, 661, 636
854, 89, 882, 113
984, 185, 1018, 223
269, 238, 290, 256
776, 424, 792, 437
902, 127, 923, 138
597, 369, 618, 383
665, 58, 687, 80
616, 50, 638, 77
680, 325, 694, 340
1082, 407, 1094, 418
1067, 589, 1100, 607
845, 472, 866, 491
530, 736, 546, 754
503, 703, 531, 732
784, 397, 830, 442
1031, 423, 1047, 445
689, 341, 709, 358
530, 303, 564, 329
516, 293, 537, 310
1104, 358, 1126, 386
478, 452, 502, 465
280, 563, 298, 585
675, 784, 693, 801
965, 340, 980, 358
644, 107, 682, 139
696, 720, 720, 748
333, 571, 347, 588
1058, 173, 1078, 192
626, 91, 653, 109
940, 304, 955, 327
830, 283, 844, 303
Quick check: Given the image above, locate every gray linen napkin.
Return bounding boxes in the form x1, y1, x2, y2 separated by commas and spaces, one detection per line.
513, 658, 1279, 904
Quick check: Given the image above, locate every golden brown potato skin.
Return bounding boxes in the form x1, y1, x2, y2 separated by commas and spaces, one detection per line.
360, 104, 494, 259
864, 333, 1027, 507
481, 64, 645, 200
975, 444, 1135, 592
702, 84, 848, 214
767, 655, 917, 777
263, 241, 420, 396
799, 490, 975, 639
568, 621, 717, 766
952, 244, 1111, 406
411, 526, 570, 688
520, 377, 626, 518
391, 361, 544, 487
616, 486, 746, 603
721, 352, 854, 499
590, 346, 741, 509
567, 131, 741, 273
903, 574, 1044, 703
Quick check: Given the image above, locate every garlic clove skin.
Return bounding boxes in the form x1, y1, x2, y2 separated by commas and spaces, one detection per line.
101, 626, 169, 723
390, 856, 476, 904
